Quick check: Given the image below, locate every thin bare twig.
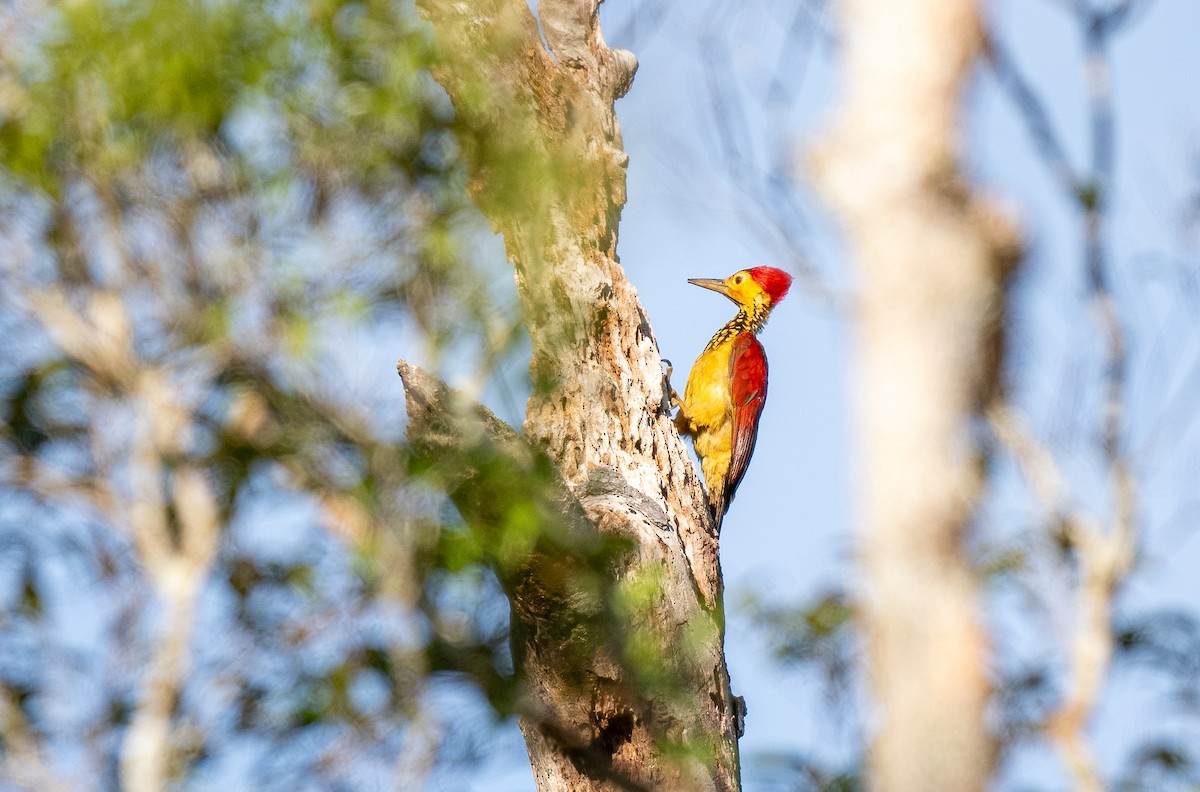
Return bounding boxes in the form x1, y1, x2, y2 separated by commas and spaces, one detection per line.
681, 4, 841, 305
1048, 10, 1138, 789
983, 33, 1083, 198
988, 3, 1148, 788
988, 404, 1070, 514
987, 402, 1125, 792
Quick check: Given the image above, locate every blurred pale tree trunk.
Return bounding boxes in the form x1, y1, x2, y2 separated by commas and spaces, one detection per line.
812, 0, 1019, 790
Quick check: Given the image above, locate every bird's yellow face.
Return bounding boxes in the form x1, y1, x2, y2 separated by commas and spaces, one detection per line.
687, 270, 770, 311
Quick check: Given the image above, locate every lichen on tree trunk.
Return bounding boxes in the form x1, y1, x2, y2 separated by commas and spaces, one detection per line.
403, 0, 742, 789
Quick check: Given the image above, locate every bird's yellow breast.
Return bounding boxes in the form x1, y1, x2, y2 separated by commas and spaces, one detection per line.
677, 341, 734, 496
681, 342, 733, 430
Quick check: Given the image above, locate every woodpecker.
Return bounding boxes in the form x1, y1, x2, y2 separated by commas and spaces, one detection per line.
671, 266, 793, 526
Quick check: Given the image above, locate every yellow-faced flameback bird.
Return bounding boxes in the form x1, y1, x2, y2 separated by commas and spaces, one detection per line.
671, 266, 793, 526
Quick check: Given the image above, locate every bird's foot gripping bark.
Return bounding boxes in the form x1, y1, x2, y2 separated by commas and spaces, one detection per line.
661, 358, 683, 415
664, 359, 696, 442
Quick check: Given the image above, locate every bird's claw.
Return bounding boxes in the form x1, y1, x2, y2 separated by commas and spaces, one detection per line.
660, 359, 682, 413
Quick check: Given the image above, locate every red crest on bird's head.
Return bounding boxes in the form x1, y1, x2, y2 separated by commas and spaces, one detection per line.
747, 266, 793, 305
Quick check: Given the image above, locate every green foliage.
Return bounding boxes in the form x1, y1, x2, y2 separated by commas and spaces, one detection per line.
994, 667, 1055, 744
0, 1, 532, 788
1114, 610, 1200, 685
2, 0, 275, 189
740, 588, 861, 784
1118, 743, 1200, 792
746, 751, 864, 792
744, 589, 854, 673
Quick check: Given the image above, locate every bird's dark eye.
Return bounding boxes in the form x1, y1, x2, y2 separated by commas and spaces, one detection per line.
734, 274, 745, 284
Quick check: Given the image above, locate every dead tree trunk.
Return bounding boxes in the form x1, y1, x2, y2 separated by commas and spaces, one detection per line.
811, 1, 1020, 790
401, 1, 741, 789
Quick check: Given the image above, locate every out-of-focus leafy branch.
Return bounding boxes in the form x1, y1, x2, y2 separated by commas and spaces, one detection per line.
399, 361, 667, 792
0, 1, 534, 789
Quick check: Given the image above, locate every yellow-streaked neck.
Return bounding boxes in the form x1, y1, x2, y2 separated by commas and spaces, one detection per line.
702, 303, 771, 353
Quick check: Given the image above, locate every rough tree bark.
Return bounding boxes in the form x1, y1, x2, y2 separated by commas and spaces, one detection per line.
811, 1, 1020, 791
401, 1, 741, 790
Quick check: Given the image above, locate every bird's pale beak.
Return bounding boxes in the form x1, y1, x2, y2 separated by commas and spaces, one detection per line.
687, 278, 735, 303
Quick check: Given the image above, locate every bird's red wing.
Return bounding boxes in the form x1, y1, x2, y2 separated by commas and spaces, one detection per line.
725, 332, 768, 510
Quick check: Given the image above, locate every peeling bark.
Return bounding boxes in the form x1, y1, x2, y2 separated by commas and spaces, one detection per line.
403, 1, 741, 789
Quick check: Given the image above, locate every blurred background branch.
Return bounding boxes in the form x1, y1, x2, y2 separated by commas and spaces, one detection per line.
985, 3, 1147, 789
